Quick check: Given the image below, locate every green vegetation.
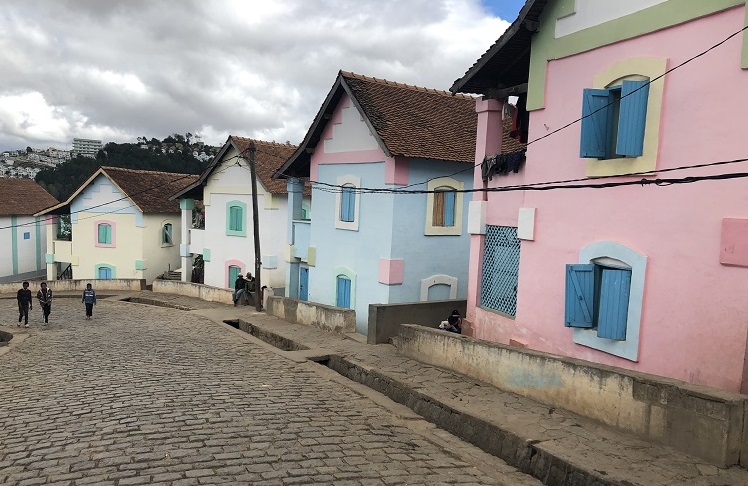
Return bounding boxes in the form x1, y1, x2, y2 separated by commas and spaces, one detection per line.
35, 135, 215, 201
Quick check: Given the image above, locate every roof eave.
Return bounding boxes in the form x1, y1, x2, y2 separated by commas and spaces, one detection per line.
450, 0, 546, 95
169, 138, 232, 200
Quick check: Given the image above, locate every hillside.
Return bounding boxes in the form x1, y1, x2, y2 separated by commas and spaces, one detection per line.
35, 137, 216, 201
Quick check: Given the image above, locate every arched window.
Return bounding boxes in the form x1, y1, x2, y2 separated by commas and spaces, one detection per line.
226, 200, 247, 236
340, 185, 356, 222
432, 187, 456, 227
162, 223, 173, 245
336, 275, 351, 309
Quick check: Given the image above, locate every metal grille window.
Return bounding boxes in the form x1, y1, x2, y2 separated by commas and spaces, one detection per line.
481, 225, 521, 316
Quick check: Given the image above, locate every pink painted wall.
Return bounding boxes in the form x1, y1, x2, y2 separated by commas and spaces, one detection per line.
470, 7, 748, 392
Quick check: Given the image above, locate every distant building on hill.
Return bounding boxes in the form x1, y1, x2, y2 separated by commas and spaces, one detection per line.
72, 138, 103, 158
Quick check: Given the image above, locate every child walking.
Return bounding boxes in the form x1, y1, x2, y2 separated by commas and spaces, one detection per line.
36, 282, 53, 325
16, 281, 32, 328
82, 283, 96, 319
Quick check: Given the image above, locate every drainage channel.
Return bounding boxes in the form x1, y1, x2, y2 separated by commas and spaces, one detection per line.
0, 330, 12, 346
226, 318, 602, 486
121, 297, 196, 311
223, 319, 309, 351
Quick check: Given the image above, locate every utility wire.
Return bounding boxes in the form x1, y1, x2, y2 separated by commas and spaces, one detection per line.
283, 23, 748, 193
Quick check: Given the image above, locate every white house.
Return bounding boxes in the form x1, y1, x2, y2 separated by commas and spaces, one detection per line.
0, 179, 58, 283
172, 136, 305, 294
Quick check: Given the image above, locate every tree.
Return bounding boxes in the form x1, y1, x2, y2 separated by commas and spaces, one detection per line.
26, 146, 32, 153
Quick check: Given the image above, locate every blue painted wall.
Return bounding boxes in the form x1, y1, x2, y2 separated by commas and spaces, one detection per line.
389, 158, 472, 303
308, 162, 393, 333
307, 158, 473, 334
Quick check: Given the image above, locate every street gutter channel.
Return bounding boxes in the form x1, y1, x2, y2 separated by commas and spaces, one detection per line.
120, 297, 196, 311
226, 318, 614, 486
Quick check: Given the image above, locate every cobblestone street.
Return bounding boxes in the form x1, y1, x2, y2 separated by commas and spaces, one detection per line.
0, 296, 538, 485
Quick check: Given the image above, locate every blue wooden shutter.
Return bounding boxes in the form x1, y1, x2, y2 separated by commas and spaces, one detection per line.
336, 276, 350, 308
98, 224, 109, 244
564, 264, 595, 328
98, 266, 111, 279
580, 89, 613, 158
616, 80, 649, 157
341, 187, 355, 222
444, 191, 456, 227
596, 268, 631, 340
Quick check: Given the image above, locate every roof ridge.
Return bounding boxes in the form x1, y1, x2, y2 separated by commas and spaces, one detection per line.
101, 166, 198, 178
340, 70, 474, 101
230, 136, 298, 148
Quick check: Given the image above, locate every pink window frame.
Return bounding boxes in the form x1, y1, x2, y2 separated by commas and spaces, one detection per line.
94, 220, 116, 248
225, 259, 245, 288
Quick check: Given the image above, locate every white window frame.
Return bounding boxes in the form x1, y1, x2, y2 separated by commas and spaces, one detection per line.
425, 177, 463, 236
573, 241, 647, 361
335, 175, 360, 231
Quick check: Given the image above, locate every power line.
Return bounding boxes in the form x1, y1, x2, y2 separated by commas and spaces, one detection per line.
282, 23, 748, 194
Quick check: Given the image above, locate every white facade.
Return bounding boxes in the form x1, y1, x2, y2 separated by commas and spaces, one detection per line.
72, 138, 103, 158
0, 215, 47, 283
182, 145, 296, 292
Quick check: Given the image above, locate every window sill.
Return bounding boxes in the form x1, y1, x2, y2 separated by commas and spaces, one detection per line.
479, 305, 516, 320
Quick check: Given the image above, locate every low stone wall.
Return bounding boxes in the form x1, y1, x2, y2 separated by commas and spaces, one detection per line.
397, 324, 748, 468
0, 279, 145, 294
368, 299, 466, 344
266, 296, 355, 334
152, 280, 233, 305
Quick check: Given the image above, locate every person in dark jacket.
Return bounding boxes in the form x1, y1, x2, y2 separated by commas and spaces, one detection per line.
16, 281, 32, 328
82, 283, 97, 320
232, 274, 246, 306
37, 282, 53, 324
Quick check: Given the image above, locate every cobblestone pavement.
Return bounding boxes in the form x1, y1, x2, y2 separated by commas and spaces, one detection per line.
0, 296, 540, 485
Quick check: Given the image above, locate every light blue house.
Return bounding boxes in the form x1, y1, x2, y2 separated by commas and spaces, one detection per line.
273, 71, 479, 334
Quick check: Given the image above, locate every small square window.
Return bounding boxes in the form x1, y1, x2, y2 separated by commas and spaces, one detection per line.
23, 232, 30, 240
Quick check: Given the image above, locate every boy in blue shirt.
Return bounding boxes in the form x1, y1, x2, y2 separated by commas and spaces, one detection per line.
82, 283, 96, 320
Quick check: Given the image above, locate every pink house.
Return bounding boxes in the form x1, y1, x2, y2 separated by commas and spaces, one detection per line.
451, 0, 748, 393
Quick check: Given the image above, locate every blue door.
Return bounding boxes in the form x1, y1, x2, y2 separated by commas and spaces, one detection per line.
336, 276, 351, 309
98, 266, 112, 279
299, 267, 309, 301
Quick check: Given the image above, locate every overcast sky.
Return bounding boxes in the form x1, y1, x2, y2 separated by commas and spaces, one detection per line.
0, 0, 523, 152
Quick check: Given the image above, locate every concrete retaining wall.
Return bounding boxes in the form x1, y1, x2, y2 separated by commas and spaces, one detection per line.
0, 279, 145, 294
152, 280, 233, 305
368, 300, 467, 344
266, 296, 355, 334
397, 324, 748, 468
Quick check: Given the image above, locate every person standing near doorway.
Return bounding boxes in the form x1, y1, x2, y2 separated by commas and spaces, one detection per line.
37, 282, 53, 325
82, 283, 96, 320
16, 281, 32, 328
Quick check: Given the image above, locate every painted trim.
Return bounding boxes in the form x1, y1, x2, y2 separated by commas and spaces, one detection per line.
225, 200, 247, 237
202, 248, 211, 262
11, 215, 18, 275
179, 199, 195, 211
425, 177, 464, 236
467, 201, 487, 235
378, 258, 404, 285
528, 0, 744, 110
385, 156, 409, 185
135, 259, 147, 270
333, 266, 356, 309
45, 253, 55, 264
517, 208, 536, 241
420, 274, 459, 302
573, 241, 647, 361
94, 220, 117, 248
335, 175, 361, 231
35, 217, 42, 271
225, 259, 246, 288
586, 57, 667, 177
95, 264, 116, 279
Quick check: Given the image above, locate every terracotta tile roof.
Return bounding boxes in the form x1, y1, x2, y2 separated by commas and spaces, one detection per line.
173, 137, 302, 200
101, 167, 199, 214
340, 71, 477, 163
0, 178, 59, 216
228, 137, 298, 194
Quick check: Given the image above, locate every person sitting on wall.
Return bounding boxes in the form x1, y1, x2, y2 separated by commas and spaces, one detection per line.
439, 310, 462, 334
233, 274, 246, 306
242, 272, 257, 305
